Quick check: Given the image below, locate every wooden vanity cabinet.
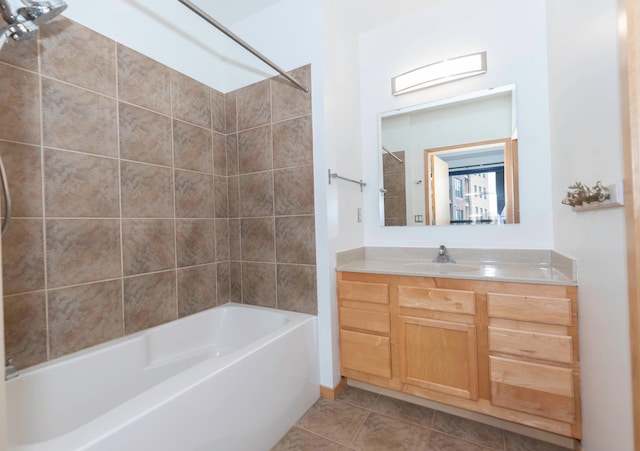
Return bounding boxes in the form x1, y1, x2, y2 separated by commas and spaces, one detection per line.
337, 273, 393, 384
337, 272, 581, 439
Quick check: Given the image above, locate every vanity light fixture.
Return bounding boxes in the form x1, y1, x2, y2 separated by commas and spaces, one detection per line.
391, 51, 487, 95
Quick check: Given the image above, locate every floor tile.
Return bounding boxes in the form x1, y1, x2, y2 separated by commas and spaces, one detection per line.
432, 411, 504, 450
504, 431, 572, 451
427, 431, 496, 450
372, 395, 435, 429
296, 399, 368, 446
271, 427, 351, 451
337, 386, 380, 409
351, 412, 431, 450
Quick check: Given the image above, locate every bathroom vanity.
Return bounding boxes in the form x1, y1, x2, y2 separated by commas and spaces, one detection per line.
336, 247, 580, 439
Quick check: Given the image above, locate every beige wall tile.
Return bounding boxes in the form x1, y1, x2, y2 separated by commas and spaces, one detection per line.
175, 170, 214, 218
124, 271, 177, 334
120, 161, 174, 218
0, 34, 38, 71
226, 134, 239, 176
178, 264, 216, 316
44, 149, 119, 218
224, 91, 237, 133
48, 280, 123, 359
211, 88, 225, 134
214, 176, 228, 218
3, 292, 47, 369
122, 219, 176, 276
239, 172, 274, 217
46, 219, 121, 288
0, 142, 42, 217
176, 219, 215, 267
42, 78, 117, 156
238, 125, 273, 174
171, 70, 211, 128
0, 63, 41, 145
40, 17, 116, 97
117, 44, 171, 115
215, 219, 230, 262
229, 261, 242, 303
229, 218, 241, 261
212, 132, 226, 176
272, 65, 312, 122
228, 175, 240, 218
2, 219, 44, 295
275, 215, 316, 265
276, 264, 317, 314
241, 262, 276, 308
274, 165, 315, 215
119, 102, 172, 166
241, 217, 275, 262
173, 120, 213, 173
273, 115, 313, 169
217, 262, 231, 304
237, 79, 271, 131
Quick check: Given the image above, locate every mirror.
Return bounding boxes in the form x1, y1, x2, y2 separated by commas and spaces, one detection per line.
379, 85, 518, 226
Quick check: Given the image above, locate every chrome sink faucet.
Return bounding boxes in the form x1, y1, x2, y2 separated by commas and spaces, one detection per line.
5, 358, 18, 381
434, 245, 456, 264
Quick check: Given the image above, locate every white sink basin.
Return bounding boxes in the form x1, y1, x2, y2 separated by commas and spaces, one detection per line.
403, 263, 480, 273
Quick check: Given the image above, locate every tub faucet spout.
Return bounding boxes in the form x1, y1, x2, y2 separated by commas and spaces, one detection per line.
434, 245, 455, 264
5, 358, 18, 380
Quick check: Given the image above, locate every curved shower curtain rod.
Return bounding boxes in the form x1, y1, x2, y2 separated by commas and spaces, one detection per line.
177, 0, 309, 93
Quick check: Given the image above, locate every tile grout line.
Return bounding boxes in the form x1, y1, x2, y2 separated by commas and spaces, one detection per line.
36, 27, 51, 363
114, 39, 126, 338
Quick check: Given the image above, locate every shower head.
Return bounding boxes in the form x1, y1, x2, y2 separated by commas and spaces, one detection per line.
0, 0, 66, 48
18, 0, 67, 25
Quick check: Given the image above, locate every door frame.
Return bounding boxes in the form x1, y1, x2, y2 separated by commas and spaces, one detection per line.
622, 0, 640, 448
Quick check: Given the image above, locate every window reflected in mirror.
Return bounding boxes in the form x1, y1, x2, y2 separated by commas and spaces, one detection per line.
426, 138, 518, 225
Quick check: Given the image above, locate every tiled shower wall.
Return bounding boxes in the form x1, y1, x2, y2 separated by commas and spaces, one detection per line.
0, 17, 316, 370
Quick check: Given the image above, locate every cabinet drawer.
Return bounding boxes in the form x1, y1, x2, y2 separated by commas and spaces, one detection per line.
398, 286, 475, 314
489, 327, 573, 364
488, 293, 572, 326
340, 329, 391, 378
490, 356, 575, 423
339, 307, 390, 334
339, 280, 389, 305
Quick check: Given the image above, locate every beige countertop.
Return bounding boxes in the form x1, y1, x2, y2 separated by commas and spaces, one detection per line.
336, 247, 577, 286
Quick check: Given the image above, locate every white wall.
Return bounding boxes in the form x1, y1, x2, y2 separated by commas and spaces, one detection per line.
547, 0, 634, 449
62, 0, 313, 92
359, 0, 553, 248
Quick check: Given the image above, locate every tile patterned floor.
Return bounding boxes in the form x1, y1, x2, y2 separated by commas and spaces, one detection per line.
272, 386, 572, 451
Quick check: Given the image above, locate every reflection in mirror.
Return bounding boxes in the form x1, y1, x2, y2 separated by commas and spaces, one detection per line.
379, 85, 518, 227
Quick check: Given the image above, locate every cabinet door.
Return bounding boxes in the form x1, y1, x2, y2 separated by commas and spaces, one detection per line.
340, 329, 392, 378
398, 316, 478, 400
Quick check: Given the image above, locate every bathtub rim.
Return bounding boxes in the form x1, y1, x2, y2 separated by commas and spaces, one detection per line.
8, 302, 312, 377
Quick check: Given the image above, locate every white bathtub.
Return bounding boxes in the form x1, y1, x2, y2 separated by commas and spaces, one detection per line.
7, 303, 319, 451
